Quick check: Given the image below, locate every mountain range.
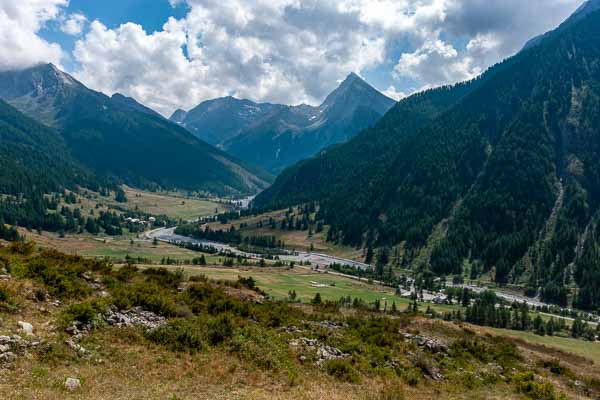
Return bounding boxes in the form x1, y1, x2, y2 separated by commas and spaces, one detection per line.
255, 4, 600, 310
171, 73, 396, 173
0, 64, 270, 195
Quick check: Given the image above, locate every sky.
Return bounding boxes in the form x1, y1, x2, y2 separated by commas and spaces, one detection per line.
0, 0, 587, 117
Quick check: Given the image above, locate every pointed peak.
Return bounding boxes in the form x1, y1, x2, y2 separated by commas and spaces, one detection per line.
340, 72, 364, 86
170, 108, 188, 123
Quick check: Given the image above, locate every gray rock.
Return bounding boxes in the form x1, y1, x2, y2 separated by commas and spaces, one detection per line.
17, 321, 34, 336
103, 307, 166, 330
402, 332, 448, 353
289, 337, 349, 365
64, 377, 81, 391
65, 339, 90, 358
0, 351, 16, 363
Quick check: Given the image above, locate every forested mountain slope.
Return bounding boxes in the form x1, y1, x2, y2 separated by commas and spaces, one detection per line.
0, 99, 95, 195
0, 64, 270, 195
255, 9, 600, 311
0, 99, 106, 229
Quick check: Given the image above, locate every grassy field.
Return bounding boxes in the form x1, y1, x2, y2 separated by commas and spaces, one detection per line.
122, 186, 229, 220
18, 229, 204, 263
148, 265, 457, 313
59, 186, 228, 221
486, 327, 600, 364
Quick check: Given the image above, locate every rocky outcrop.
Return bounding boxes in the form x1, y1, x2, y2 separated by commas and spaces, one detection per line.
402, 333, 448, 353
289, 337, 349, 366
0, 334, 41, 368
103, 306, 166, 330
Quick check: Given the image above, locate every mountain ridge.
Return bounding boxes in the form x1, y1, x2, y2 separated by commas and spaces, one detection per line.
0, 64, 271, 195
172, 73, 396, 173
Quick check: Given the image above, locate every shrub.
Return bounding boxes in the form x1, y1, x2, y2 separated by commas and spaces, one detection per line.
8, 241, 34, 255
0, 283, 17, 312
115, 264, 138, 282
206, 314, 234, 345
401, 368, 421, 386
230, 325, 295, 374
0, 284, 10, 302
513, 371, 567, 400
142, 267, 183, 289
323, 359, 360, 384
112, 282, 178, 317
60, 300, 107, 328
15, 253, 100, 299
146, 319, 204, 352
542, 359, 575, 379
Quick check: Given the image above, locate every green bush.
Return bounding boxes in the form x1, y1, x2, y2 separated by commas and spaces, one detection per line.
401, 368, 421, 386
142, 267, 183, 289
230, 325, 295, 374
112, 282, 178, 317
60, 300, 107, 328
206, 314, 234, 345
115, 264, 138, 282
146, 319, 204, 352
513, 371, 567, 400
0, 284, 10, 302
323, 359, 360, 384
542, 359, 575, 379
0, 283, 17, 312
14, 250, 111, 299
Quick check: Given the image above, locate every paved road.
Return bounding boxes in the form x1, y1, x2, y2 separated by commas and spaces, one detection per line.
145, 227, 371, 270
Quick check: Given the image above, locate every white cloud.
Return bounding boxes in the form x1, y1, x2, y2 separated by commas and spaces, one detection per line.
390, 0, 584, 89
73, 0, 390, 116
60, 12, 87, 36
0, 0, 585, 115
383, 85, 406, 101
394, 39, 481, 87
0, 0, 67, 71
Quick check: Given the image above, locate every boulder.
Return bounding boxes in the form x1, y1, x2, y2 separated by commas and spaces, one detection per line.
64, 377, 81, 391
0, 351, 16, 363
17, 321, 34, 336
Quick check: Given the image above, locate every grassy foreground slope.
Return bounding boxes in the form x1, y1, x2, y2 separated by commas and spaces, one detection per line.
0, 241, 598, 399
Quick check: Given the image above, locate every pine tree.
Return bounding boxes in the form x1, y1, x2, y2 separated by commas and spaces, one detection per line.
312, 293, 322, 305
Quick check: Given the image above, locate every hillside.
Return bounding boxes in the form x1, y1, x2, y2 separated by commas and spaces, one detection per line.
0, 243, 597, 399
255, 9, 600, 311
0, 100, 93, 195
0, 64, 270, 195
173, 74, 396, 173
0, 100, 111, 231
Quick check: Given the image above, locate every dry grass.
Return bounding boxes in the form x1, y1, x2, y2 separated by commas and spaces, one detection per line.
16, 229, 201, 262
57, 186, 228, 221
122, 186, 230, 220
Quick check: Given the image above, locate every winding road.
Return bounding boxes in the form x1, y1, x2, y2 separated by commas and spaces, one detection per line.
145, 226, 371, 270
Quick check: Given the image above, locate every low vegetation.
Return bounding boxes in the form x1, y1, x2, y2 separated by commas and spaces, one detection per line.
0, 241, 598, 399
